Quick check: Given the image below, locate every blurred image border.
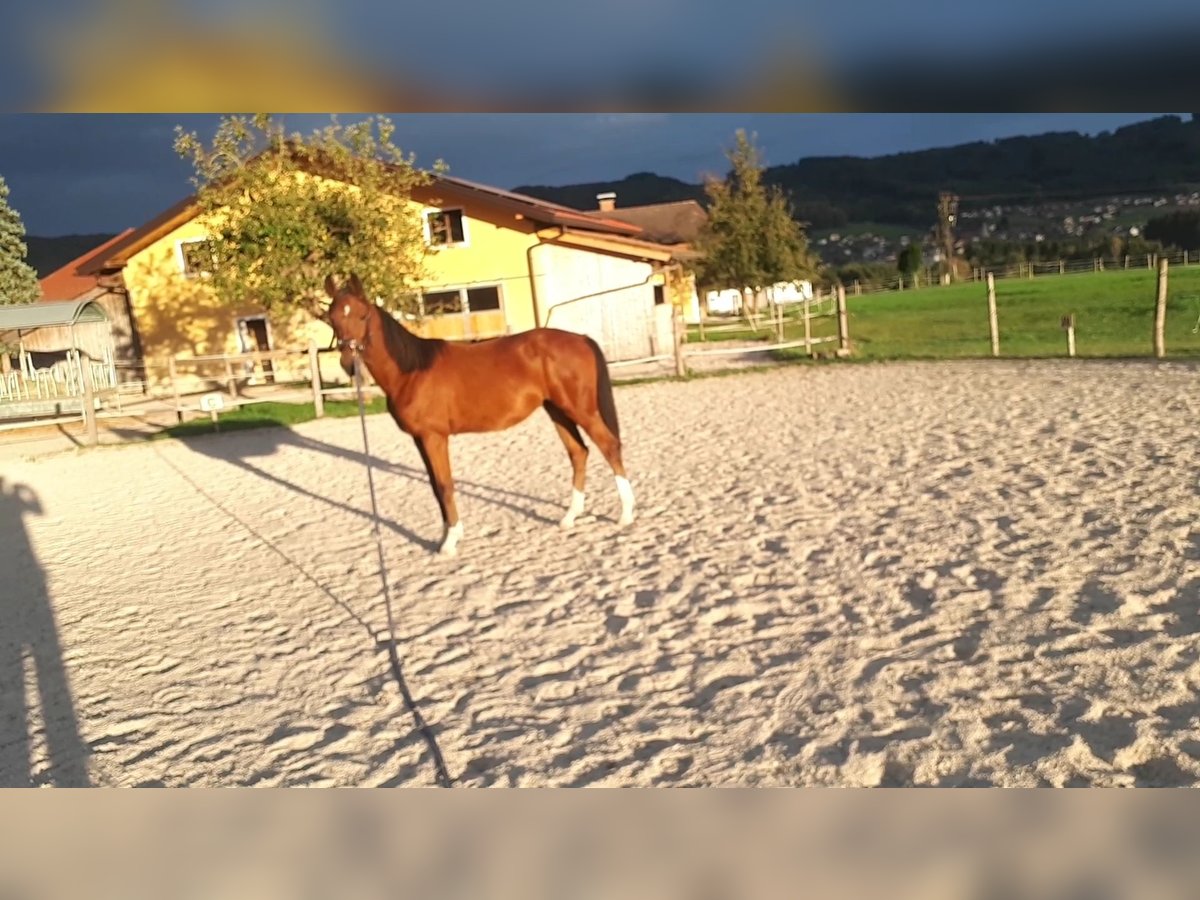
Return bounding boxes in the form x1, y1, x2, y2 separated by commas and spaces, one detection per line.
2, 787, 1199, 898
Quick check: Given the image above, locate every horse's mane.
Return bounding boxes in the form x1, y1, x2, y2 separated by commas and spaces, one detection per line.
373, 304, 444, 373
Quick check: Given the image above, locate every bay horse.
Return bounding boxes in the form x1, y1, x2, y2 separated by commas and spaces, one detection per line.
323, 274, 634, 556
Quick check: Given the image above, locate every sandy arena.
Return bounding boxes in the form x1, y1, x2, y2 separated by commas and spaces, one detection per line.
2, 359, 1198, 787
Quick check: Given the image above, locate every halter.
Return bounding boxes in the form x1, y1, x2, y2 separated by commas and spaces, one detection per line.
334, 305, 372, 353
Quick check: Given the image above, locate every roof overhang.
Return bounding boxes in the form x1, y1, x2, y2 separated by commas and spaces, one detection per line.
0, 299, 109, 333
536, 227, 676, 263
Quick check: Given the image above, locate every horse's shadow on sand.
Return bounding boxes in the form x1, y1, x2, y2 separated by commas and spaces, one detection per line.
170, 422, 565, 553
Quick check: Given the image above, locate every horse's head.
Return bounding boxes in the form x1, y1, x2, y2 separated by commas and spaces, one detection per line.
324, 273, 373, 377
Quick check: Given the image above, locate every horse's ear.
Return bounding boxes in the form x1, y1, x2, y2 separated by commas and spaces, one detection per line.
323, 275, 338, 298
349, 273, 364, 297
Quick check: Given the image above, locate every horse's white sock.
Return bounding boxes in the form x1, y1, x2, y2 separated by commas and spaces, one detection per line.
615, 476, 634, 526
560, 489, 586, 529
439, 520, 464, 556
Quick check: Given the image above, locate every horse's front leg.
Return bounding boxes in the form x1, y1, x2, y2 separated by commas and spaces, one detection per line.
414, 433, 462, 556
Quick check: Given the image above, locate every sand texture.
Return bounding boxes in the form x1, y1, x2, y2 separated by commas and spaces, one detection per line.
2, 359, 1198, 787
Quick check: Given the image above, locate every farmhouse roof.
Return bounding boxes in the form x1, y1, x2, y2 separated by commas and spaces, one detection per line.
38, 229, 135, 299
581, 199, 707, 245
80, 171, 648, 275
432, 174, 644, 236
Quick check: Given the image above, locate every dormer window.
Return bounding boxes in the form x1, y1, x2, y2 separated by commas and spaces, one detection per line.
424, 209, 467, 247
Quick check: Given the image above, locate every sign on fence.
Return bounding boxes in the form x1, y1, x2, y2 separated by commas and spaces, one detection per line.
200, 392, 225, 431
199, 393, 225, 412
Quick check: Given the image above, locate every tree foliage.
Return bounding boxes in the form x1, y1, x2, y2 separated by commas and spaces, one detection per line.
696, 130, 819, 300
1143, 210, 1200, 250
0, 175, 40, 306
174, 114, 443, 319
897, 242, 924, 275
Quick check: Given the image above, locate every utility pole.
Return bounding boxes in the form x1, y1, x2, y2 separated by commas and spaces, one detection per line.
937, 191, 960, 283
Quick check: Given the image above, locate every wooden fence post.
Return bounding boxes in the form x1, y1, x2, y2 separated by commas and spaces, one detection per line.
224, 355, 238, 398
803, 298, 813, 356
1062, 314, 1076, 358
1155, 257, 1168, 358
309, 341, 324, 418
835, 284, 850, 357
987, 272, 1000, 358
80, 353, 98, 447
167, 356, 182, 422
673, 304, 688, 377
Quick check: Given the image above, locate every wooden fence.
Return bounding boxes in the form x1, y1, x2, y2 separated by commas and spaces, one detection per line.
0, 343, 376, 443
622, 289, 854, 378
830, 248, 1200, 297
0, 297, 855, 442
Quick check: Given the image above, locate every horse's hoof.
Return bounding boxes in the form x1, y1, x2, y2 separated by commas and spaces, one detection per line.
437, 546, 458, 557
617, 513, 635, 527
437, 521, 464, 556
559, 516, 576, 530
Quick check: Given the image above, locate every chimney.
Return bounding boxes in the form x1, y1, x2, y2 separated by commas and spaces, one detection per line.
596, 191, 616, 212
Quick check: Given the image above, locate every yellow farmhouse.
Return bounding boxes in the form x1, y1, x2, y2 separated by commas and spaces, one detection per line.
40, 174, 696, 383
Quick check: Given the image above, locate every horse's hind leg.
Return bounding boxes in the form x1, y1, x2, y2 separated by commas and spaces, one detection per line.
577, 414, 634, 527
414, 433, 463, 555
544, 402, 589, 528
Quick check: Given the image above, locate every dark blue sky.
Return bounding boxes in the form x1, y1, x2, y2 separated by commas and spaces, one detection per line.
0, 113, 1173, 236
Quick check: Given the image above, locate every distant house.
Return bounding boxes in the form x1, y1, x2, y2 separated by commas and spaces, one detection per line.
582, 192, 707, 323
38, 172, 694, 385
584, 192, 707, 251
703, 280, 813, 318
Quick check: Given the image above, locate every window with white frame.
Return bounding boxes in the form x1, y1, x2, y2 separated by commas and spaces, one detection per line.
422, 290, 463, 316
424, 208, 467, 247
420, 284, 503, 318
465, 285, 501, 312
178, 238, 216, 277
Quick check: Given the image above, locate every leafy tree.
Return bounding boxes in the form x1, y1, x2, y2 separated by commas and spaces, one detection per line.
0, 175, 40, 306
174, 114, 443, 319
897, 243, 923, 276
834, 261, 898, 287
1144, 210, 1200, 250
696, 130, 818, 316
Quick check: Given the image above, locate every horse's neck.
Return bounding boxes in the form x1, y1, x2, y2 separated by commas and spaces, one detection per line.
366, 309, 428, 381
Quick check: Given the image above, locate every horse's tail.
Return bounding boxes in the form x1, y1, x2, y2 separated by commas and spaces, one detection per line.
587, 338, 620, 440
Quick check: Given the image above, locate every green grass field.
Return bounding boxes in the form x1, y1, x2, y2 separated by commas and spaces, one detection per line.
690, 267, 1200, 361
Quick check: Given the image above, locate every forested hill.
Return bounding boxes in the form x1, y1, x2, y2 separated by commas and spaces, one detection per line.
514, 114, 1200, 229
25, 233, 116, 278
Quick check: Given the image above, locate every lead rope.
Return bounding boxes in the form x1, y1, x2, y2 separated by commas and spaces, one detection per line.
351, 345, 453, 787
